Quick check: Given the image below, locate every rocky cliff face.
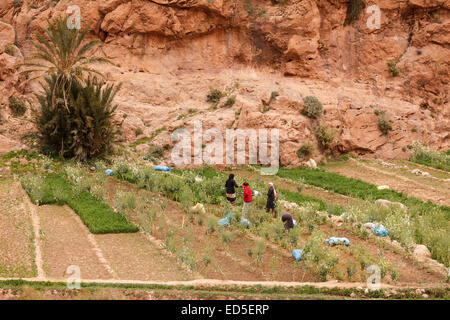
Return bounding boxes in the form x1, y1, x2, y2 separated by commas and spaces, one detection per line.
0, 0, 448, 165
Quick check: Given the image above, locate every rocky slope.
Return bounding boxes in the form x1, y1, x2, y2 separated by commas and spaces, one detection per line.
0, 0, 448, 165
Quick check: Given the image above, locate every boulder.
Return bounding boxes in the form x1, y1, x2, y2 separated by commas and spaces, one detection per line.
413, 244, 432, 260
375, 199, 408, 212
0, 22, 15, 45
190, 203, 206, 215
330, 215, 344, 227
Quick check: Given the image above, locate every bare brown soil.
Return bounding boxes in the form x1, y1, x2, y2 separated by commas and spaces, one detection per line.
37, 205, 112, 280
0, 179, 35, 278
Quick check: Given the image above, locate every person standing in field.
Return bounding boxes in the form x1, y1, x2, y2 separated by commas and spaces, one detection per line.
225, 173, 241, 205
266, 182, 277, 216
242, 182, 253, 217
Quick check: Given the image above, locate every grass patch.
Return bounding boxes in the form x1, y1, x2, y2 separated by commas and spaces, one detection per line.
21, 173, 138, 234
277, 167, 450, 217
409, 142, 449, 172
130, 126, 166, 148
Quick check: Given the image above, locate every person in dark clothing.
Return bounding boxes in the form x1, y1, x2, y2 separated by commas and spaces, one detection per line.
281, 213, 295, 231
225, 174, 241, 205
266, 182, 277, 216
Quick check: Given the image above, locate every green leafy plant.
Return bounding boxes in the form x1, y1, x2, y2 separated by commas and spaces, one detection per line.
387, 60, 400, 77
252, 239, 267, 263
21, 16, 112, 86
378, 115, 393, 136
315, 122, 335, 149
219, 229, 235, 244
36, 75, 120, 160
224, 95, 236, 108
344, 0, 364, 25
302, 96, 323, 118
297, 142, 315, 159
21, 173, 138, 234
206, 88, 224, 105
135, 128, 143, 136
4, 45, 15, 56
206, 215, 216, 234
9, 96, 27, 117
409, 141, 450, 172
303, 230, 339, 281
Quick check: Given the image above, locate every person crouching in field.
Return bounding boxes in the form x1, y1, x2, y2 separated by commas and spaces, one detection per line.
281, 213, 294, 230
225, 173, 241, 205
266, 182, 277, 217
242, 182, 252, 217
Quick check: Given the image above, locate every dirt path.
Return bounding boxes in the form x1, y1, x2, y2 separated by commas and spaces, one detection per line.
324, 159, 450, 206
23, 193, 44, 280
0, 276, 447, 291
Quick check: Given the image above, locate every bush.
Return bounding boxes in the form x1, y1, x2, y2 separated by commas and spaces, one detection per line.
302, 96, 323, 118
13, 0, 23, 8
206, 215, 216, 234
135, 128, 143, 136
387, 60, 400, 77
206, 88, 224, 104
36, 76, 120, 160
377, 116, 393, 135
224, 95, 236, 107
252, 239, 267, 263
9, 96, 27, 117
219, 229, 235, 244
4, 45, 15, 56
297, 142, 315, 159
303, 230, 339, 281
144, 145, 165, 162
315, 123, 335, 149
345, 0, 364, 25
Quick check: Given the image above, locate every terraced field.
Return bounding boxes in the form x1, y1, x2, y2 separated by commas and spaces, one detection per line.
0, 153, 448, 300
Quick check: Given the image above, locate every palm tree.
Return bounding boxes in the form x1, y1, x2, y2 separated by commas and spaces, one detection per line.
21, 16, 112, 107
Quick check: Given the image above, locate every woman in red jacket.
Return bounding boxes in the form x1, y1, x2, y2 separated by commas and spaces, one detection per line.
242, 182, 252, 217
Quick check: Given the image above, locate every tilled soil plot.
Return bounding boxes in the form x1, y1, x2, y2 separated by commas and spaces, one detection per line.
38, 205, 113, 280
93, 232, 195, 281
0, 179, 36, 278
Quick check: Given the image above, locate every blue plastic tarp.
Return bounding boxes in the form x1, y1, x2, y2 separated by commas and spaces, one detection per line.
292, 249, 303, 261
105, 169, 114, 176
372, 225, 389, 237
325, 237, 350, 246
218, 212, 232, 227
154, 165, 171, 172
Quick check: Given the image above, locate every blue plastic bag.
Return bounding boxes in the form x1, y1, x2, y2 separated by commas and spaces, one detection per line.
105, 169, 114, 176
240, 217, 250, 228
293, 219, 297, 227
154, 165, 171, 172
218, 212, 232, 227
325, 237, 350, 246
292, 249, 303, 261
372, 225, 389, 237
